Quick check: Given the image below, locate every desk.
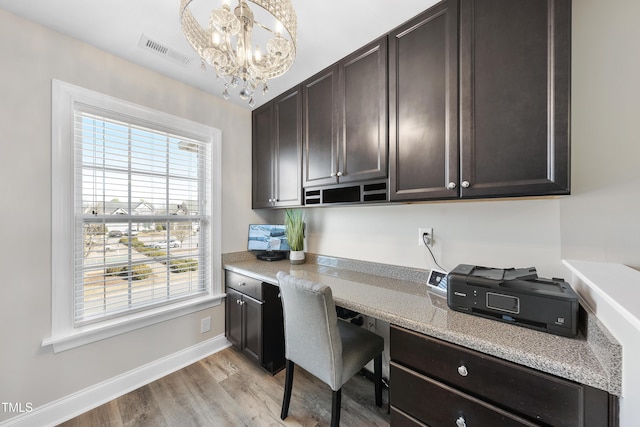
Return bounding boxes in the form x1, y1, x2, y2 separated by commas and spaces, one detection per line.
224, 253, 621, 397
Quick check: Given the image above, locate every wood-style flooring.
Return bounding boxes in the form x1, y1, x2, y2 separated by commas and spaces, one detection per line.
58, 347, 390, 426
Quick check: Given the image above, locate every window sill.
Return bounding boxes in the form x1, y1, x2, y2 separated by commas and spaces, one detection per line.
42, 293, 225, 353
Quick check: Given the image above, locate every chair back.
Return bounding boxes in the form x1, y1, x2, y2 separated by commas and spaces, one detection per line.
277, 271, 343, 390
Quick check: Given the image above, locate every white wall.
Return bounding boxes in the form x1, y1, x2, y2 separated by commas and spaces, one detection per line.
303, 199, 563, 277
560, 0, 640, 269
562, 0, 640, 423
0, 9, 261, 424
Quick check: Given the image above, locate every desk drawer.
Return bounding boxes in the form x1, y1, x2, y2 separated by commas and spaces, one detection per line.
391, 325, 584, 427
391, 362, 539, 427
225, 270, 262, 300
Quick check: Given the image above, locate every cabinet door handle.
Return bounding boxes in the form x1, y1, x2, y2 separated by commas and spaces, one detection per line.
330, 172, 337, 177
461, 180, 470, 188
457, 365, 468, 377
447, 182, 457, 190
336, 171, 343, 177
238, 282, 246, 287
456, 416, 467, 427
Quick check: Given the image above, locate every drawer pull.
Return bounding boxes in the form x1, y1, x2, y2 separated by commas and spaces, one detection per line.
456, 416, 467, 427
457, 365, 468, 377
238, 282, 246, 286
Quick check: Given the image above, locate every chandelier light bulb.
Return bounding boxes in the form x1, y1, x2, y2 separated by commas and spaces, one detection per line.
180, 0, 297, 106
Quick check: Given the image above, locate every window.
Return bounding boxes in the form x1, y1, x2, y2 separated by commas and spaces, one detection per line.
47, 80, 222, 352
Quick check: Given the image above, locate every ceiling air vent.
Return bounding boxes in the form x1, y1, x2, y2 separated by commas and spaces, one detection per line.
138, 34, 191, 66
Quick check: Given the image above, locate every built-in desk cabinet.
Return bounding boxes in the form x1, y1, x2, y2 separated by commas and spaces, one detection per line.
389, 0, 459, 201
225, 270, 285, 375
390, 325, 617, 427
457, 0, 571, 198
390, 0, 570, 201
252, 86, 302, 209
302, 37, 388, 204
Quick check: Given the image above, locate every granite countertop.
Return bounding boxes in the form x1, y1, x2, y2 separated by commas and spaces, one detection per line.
223, 252, 622, 396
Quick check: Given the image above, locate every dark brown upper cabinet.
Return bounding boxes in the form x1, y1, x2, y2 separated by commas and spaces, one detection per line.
252, 86, 302, 209
303, 37, 388, 188
253, 0, 571, 207
302, 65, 339, 188
389, 0, 459, 201
459, 0, 571, 198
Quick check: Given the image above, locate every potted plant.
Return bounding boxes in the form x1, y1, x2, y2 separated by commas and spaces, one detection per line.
285, 209, 305, 264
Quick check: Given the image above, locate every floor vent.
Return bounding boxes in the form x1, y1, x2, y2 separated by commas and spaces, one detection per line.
138, 34, 191, 66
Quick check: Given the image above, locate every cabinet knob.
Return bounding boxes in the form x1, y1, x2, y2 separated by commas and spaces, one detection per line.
447, 182, 457, 190
456, 416, 467, 427
238, 282, 245, 286
336, 171, 343, 177
461, 181, 470, 188
236, 299, 241, 305
330, 172, 337, 177
457, 365, 468, 377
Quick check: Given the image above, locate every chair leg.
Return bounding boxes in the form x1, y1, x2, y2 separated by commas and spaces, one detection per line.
281, 360, 295, 420
331, 388, 342, 427
374, 353, 382, 407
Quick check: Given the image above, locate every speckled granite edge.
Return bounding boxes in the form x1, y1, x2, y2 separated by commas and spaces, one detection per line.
222, 251, 257, 264
579, 300, 623, 395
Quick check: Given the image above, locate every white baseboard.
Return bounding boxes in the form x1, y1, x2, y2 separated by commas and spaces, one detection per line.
1, 334, 231, 427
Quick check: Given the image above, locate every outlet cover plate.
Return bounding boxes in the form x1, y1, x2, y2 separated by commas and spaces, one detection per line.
418, 227, 433, 247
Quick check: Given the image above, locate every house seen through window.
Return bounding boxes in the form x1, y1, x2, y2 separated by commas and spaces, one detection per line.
77, 110, 211, 324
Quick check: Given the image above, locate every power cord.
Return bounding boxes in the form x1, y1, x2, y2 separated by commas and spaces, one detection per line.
423, 233, 447, 273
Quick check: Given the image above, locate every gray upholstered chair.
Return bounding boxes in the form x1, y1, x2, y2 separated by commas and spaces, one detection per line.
276, 271, 384, 427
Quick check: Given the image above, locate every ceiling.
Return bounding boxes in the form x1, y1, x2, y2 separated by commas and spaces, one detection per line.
0, 0, 438, 110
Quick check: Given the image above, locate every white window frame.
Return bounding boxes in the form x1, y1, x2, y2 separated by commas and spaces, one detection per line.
45, 80, 223, 353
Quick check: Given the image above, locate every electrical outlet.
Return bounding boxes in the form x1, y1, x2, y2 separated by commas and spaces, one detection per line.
200, 316, 211, 333
418, 227, 433, 247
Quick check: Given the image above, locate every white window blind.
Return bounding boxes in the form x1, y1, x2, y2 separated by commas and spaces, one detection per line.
74, 106, 211, 325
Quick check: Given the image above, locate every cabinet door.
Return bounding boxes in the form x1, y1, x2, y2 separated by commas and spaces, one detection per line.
389, 0, 459, 201
273, 86, 303, 207
303, 65, 340, 187
225, 287, 243, 349
459, 0, 570, 198
252, 102, 275, 208
242, 294, 263, 364
339, 37, 388, 184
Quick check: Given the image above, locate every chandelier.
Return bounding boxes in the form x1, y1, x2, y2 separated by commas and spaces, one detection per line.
180, 0, 297, 107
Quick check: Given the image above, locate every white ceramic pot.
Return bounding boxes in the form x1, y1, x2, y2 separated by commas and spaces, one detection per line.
289, 250, 305, 265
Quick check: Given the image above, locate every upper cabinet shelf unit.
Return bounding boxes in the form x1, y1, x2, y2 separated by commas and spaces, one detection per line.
303, 37, 389, 204
457, 0, 571, 199
251, 0, 571, 208
252, 86, 303, 209
389, 0, 460, 201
